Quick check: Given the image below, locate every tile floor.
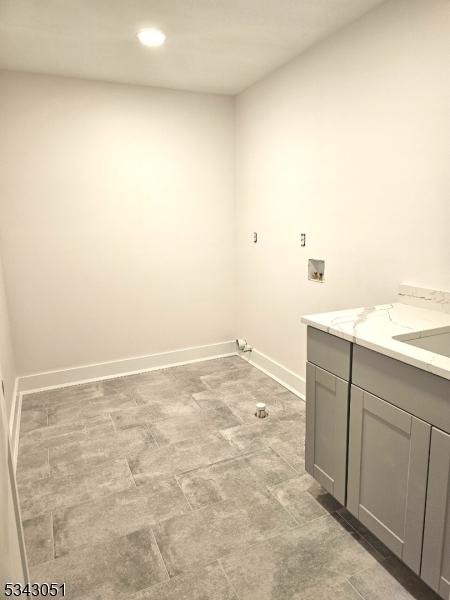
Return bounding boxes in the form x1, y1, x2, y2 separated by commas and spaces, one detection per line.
17, 356, 439, 599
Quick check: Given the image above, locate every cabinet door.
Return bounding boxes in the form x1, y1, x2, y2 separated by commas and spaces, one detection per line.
305, 362, 349, 505
421, 428, 450, 599
347, 386, 430, 574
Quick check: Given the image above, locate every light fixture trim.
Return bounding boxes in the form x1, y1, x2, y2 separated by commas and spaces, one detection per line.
137, 28, 166, 47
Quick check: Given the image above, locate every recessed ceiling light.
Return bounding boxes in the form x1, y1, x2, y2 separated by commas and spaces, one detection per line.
137, 28, 166, 47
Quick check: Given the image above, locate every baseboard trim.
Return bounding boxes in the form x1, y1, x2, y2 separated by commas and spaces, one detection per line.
239, 348, 305, 399
17, 341, 237, 395
13, 341, 304, 467
9, 378, 21, 469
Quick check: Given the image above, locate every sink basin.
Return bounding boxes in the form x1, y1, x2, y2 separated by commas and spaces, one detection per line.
394, 327, 450, 359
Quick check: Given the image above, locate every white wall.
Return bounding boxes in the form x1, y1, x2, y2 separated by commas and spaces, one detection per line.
0, 0, 449, 387
0, 251, 17, 420
0, 72, 235, 376
235, 0, 450, 380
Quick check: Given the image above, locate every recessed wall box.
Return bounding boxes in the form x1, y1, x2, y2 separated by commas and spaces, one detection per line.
308, 259, 325, 282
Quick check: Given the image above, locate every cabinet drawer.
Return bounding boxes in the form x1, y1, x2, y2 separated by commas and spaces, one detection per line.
307, 326, 351, 381
353, 345, 450, 434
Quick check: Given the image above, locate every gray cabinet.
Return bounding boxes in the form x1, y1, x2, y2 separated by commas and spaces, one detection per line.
347, 386, 431, 574
305, 362, 349, 505
305, 325, 450, 593
421, 428, 450, 599
307, 326, 351, 381
353, 344, 450, 434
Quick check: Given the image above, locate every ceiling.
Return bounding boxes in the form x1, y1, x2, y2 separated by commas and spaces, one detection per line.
0, 0, 387, 95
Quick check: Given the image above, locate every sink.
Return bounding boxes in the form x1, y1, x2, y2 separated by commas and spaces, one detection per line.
393, 327, 450, 359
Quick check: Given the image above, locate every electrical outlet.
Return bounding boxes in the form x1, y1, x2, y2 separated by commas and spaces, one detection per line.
300, 233, 306, 247
253, 232, 258, 243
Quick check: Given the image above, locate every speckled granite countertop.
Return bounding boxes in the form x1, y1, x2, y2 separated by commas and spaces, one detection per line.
302, 294, 450, 382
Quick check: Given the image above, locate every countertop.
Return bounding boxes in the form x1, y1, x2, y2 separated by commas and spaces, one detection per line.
302, 302, 450, 381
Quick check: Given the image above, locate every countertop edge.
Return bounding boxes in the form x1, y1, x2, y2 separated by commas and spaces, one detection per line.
301, 315, 450, 382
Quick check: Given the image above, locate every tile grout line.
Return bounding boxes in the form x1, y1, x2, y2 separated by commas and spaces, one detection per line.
211, 521, 307, 571
264, 483, 304, 526
149, 527, 171, 581
19, 360, 311, 592
264, 478, 339, 530
147, 425, 160, 448
107, 412, 117, 433
266, 442, 304, 476
125, 457, 138, 488
346, 577, 368, 600
190, 393, 203, 411
210, 511, 360, 571
50, 510, 56, 561
217, 558, 242, 600
174, 447, 248, 478
173, 475, 194, 512
23, 456, 144, 522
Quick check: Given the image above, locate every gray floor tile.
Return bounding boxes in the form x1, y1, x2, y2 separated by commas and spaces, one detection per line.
337, 508, 393, 559
220, 412, 302, 453
150, 405, 241, 446
220, 515, 379, 600
48, 393, 137, 426
276, 471, 342, 514
166, 373, 209, 394
201, 369, 266, 393
16, 447, 50, 485
349, 556, 440, 600
31, 528, 168, 600
265, 426, 306, 472
192, 389, 227, 410
20, 407, 48, 433
218, 392, 263, 423
129, 434, 240, 483
18, 417, 115, 459
222, 388, 304, 426
19, 422, 86, 453
130, 562, 237, 600
244, 447, 298, 486
24, 383, 104, 410
269, 477, 330, 524
19, 458, 134, 520
49, 425, 155, 476
83, 458, 136, 499
289, 580, 367, 600
153, 494, 297, 577
111, 397, 200, 429
101, 375, 173, 400
22, 513, 54, 566
177, 454, 269, 509
18, 357, 421, 600
134, 383, 194, 405
53, 476, 190, 556
178, 449, 296, 510
19, 473, 91, 522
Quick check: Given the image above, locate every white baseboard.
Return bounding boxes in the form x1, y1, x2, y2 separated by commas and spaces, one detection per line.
12, 340, 304, 467
239, 348, 305, 399
17, 341, 237, 395
8, 378, 21, 469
